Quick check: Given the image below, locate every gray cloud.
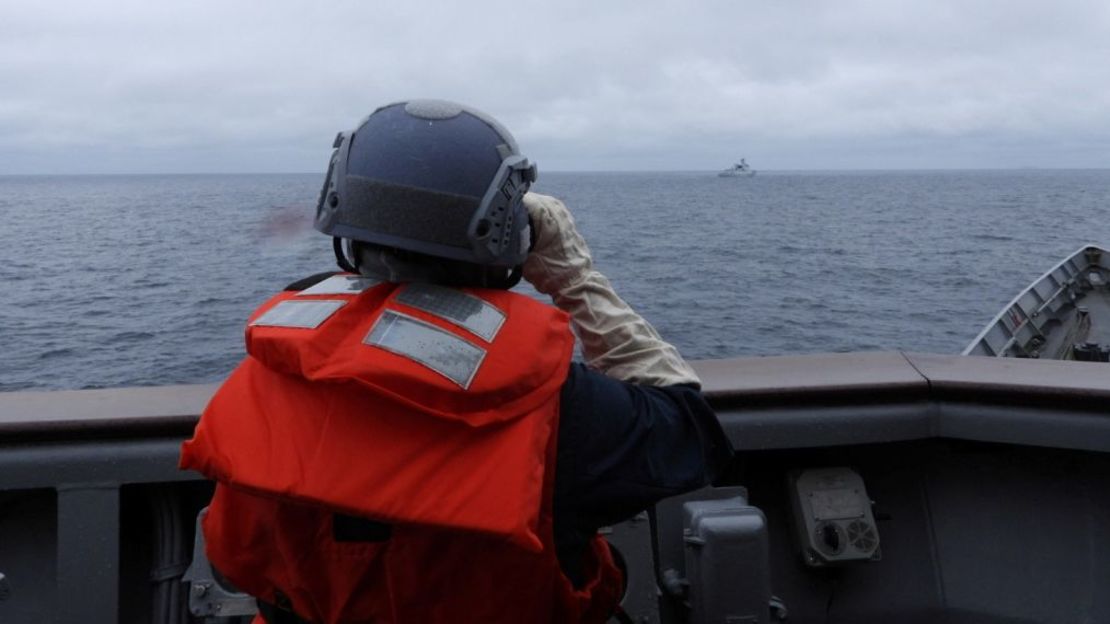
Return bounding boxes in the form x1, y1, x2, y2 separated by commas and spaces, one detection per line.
2, 0, 1109, 173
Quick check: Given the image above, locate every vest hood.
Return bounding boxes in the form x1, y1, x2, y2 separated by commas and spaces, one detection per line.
244, 281, 574, 426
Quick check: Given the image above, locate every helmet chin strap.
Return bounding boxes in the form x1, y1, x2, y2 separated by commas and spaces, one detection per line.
333, 237, 358, 273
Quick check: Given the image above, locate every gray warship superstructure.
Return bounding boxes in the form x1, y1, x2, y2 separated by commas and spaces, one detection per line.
718, 158, 756, 177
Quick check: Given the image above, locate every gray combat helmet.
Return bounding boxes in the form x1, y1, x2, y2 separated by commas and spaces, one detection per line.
315, 100, 538, 274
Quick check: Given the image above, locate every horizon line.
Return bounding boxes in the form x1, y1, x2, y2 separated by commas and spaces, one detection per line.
4, 166, 1110, 177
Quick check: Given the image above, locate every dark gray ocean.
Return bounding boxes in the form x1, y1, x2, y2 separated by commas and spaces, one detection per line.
3, 170, 1110, 392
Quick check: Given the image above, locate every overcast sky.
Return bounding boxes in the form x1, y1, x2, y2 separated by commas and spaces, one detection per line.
2, 0, 1109, 173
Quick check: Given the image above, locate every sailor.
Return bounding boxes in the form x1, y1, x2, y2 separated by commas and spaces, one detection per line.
180, 100, 732, 624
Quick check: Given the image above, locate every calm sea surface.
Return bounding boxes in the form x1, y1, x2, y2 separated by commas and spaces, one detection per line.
2, 170, 1110, 392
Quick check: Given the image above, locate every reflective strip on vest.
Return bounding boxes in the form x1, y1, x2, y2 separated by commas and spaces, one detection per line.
365, 310, 487, 388
250, 300, 346, 329
394, 283, 506, 341
295, 275, 380, 296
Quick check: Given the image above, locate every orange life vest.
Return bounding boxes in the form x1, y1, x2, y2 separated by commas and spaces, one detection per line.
180, 277, 623, 623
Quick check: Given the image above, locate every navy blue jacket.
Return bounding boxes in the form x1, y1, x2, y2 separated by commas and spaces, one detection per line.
553, 363, 733, 585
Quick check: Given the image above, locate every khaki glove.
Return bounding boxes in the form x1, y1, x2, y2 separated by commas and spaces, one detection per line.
522, 192, 700, 387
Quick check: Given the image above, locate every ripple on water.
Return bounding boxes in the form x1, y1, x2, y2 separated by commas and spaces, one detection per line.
110, 331, 157, 342
40, 348, 76, 360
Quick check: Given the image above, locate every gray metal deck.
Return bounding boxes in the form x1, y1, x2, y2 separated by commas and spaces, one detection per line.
1039, 286, 1110, 356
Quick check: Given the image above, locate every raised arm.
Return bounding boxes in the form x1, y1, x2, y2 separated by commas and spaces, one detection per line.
522, 192, 700, 387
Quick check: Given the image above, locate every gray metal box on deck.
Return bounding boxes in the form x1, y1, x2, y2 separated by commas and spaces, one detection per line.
682, 495, 771, 624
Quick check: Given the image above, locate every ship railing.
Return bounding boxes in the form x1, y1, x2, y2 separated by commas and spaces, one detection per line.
3, 352, 1110, 622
